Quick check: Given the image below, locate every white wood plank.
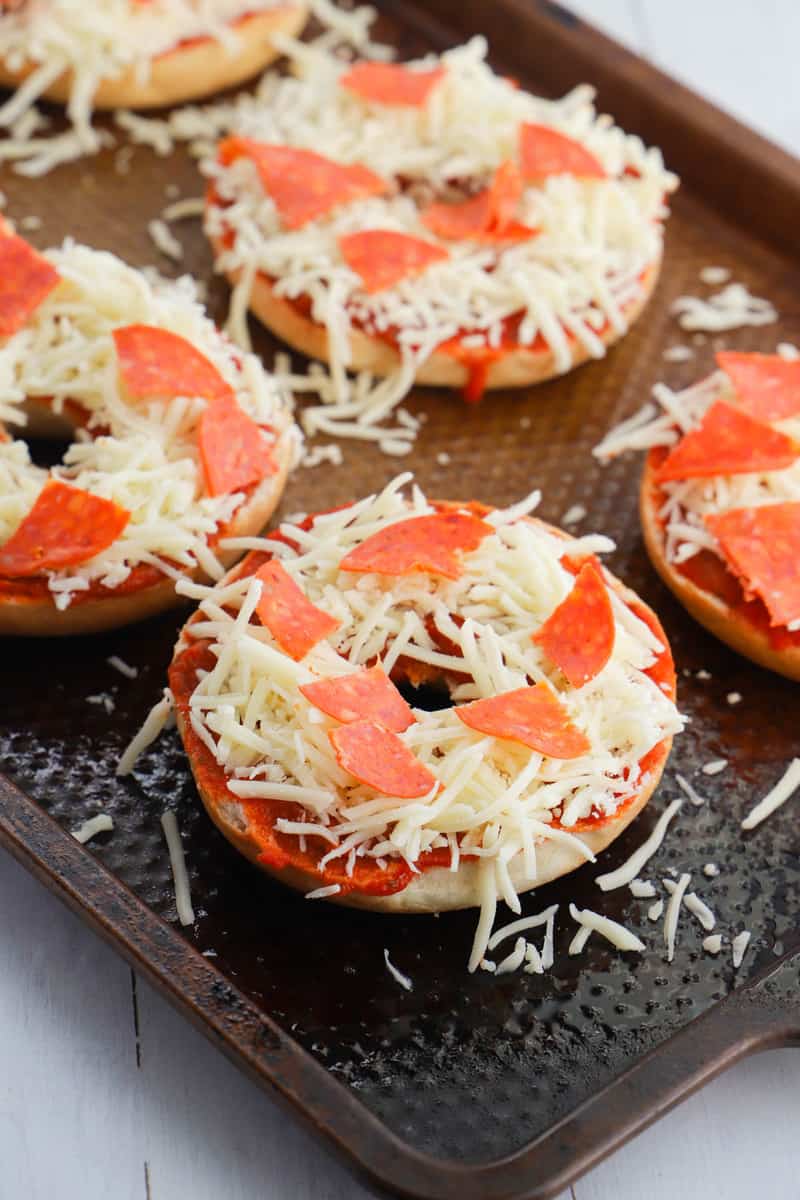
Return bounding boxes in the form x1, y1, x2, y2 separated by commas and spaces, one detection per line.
575, 1048, 800, 1200
133, 975, 573, 1200
0, 852, 143, 1200
637, 0, 800, 155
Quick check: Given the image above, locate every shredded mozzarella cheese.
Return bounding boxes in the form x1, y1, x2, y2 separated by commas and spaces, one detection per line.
163, 473, 682, 970
161, 809, 195, 925
595, 798, 681, 891
741, 758, 800, 830
71, 813, 114, 843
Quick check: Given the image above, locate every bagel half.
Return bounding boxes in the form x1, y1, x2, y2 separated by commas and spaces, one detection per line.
213, 234, 661, 392
0, 6, 308, 111
169, 514, 677, 915
641, 451, 800, 682
0, 413, 295, 638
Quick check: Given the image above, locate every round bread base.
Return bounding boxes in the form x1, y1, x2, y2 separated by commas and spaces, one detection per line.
214, 236, 660, 391
172, 518, 675, 914
0, 6, 308, 110
0, 432, 295, 637
640, 457, 800, 682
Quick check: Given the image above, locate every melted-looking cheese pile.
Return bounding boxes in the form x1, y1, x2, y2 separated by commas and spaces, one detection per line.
179, 473, 682, 968
0, 0, 283, 174
0, 239, 297, 608
594, 346, 800, 576
205, 36, 676, 444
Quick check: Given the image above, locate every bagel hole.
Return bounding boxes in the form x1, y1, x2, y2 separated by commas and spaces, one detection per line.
396, 680, 453, 713
24, 434, 73, 470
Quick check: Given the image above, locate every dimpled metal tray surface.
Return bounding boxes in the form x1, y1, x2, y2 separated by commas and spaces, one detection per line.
1, 3, 799, 1197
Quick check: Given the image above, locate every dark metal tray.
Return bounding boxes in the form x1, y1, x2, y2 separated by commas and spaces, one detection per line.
1, 3, 799, 1197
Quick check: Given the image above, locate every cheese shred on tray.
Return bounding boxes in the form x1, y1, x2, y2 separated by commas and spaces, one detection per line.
158, 473, 683, 970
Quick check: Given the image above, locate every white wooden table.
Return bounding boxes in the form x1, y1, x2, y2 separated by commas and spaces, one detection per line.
2, 4, 799, 1198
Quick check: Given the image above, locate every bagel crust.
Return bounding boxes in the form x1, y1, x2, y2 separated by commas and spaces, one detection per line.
213, 230, 661, 392
170, 512, 677, 915
640, 453, 800, 682
0, 7, 308, 111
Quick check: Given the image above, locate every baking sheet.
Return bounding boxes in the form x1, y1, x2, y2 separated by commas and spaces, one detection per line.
1, 2, 799, 1196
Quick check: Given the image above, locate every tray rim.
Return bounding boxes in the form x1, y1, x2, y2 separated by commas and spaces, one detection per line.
3, 1, 800, 1196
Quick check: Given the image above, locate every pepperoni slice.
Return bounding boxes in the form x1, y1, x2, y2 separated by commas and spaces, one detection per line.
254, 560, 340, 660
339, 61, 446, 107
455, 684, 591, 758
421, 160, 538, 244
0, 233, 61, 337
339, 511, 492, 580
338, 230, 449, 294
198, 398, 277, 496
218, 137, 389, 230
0, 479, 130, 577
329, 720, 437, 798
717, 351, 800, 422
656, 400, 800, 482
113, 325, 235, 403
300, 667, 415, 732
705, 501, 800, 627
519, 123, 606, 180
533, 561, 615, 687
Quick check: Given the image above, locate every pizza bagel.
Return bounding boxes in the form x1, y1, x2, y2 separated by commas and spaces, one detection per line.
0, 2, 308, 113
205, 38, 675, 410
167, 474, 682, 967
597, 350, 800, 680
0, 230, 297, 636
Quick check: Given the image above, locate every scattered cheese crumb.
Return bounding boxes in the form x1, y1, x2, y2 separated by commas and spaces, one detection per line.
777, 342, 800, 360
383, 948, 413, 991
595, 799, 682, 891
160, 810, 195, 926
662, 345, 694, 363
699, 266, 731, 286
732, 930, 751, 969
519, 416, 531, 430
671, 283, 777, 332
675, 774, 705, 807
305, 884, 341, 900
726, 692, 742, 706
72, 813, 114, 844
162, 197, 205, 222
302, 443, 344, 469
19, 213, 42, 231
741, 758, 800, 830
663, 871, 690, 962
696, 669, 712, 681
117, 689, 174, 776
648, 899, 664, 922
568, 924, 592, 956
569, 903, 645, 953
479, 958, 497, 973
630, 878, 656, 899
436, 451, 451, 466
86, 692, 115, 714
701, 759, 728, 776
148, 217, 183, 263
495, 936, 527, 976
562, 503, 587, 527
684, 892, 716, 932
703, 863, 720, 878
107, 655, 138, 679
703, 934, 723, 955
